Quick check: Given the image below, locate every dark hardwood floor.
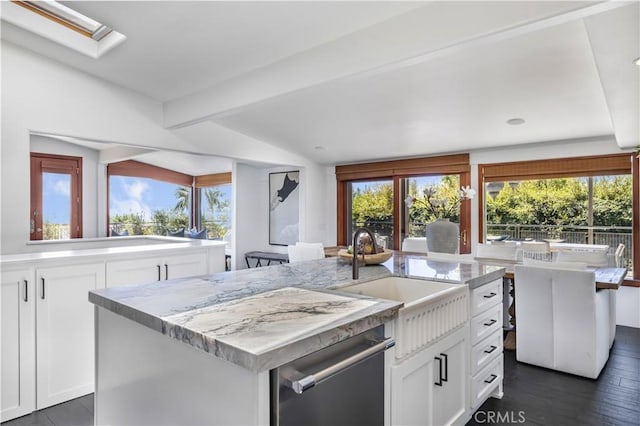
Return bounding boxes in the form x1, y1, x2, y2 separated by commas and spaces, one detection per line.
2, 326, 638, 426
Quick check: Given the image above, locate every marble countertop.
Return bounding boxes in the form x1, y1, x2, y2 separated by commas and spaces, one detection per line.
89, 252, 504, 372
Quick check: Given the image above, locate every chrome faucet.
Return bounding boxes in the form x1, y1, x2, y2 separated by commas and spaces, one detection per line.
352, 227, 379, 280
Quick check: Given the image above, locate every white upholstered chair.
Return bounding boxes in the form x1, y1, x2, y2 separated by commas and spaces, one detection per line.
401, 237, 428, 253
287, 243, 325, 263
514, 263, 610, 379
555, 249, 609, 268
475, 243, 518, 261
520, 241, 551, 262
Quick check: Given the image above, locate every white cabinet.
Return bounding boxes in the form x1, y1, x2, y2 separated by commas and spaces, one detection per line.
1, 268, 35, 422
468, 279, 504, 413
35, 263, 105, 409
433, 334, 468, 426
390, 326, 468, 426
106, 250, 208, 287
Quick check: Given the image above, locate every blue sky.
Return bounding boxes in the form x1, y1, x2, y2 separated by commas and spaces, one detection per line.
42, 172, 70, 223
109, 176, 187, 219
43, 174, 232, 224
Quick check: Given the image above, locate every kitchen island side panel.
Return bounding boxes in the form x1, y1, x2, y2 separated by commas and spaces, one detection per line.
95, 307, 270, 426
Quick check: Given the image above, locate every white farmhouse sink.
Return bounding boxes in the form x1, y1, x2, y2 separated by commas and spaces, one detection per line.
340, 277, 462, 308
340, 277, 469, 359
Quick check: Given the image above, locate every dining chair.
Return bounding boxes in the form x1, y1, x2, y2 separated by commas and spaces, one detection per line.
556, 249, 609, 267
287, 243, 325, 263
615, 243, 625, 268
475, 243, 518, 261
401, 237, 428, 253
514, 263, 610, 379
520, 241, 551, 262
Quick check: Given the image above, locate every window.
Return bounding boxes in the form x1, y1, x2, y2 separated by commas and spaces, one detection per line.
30, 153, 82, 240
14, 0, 113, 40
479, 153, 638, 284
337, 154, 471, 252
194, 173, 232, 240
107, 160, 193, 236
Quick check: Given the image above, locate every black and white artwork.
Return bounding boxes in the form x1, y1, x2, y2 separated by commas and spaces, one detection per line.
269, 171, 300, 245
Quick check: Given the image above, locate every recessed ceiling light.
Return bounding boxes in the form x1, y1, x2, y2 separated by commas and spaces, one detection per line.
634, 57, 640, 66
314, 146, 326, 151
506, 118, 525, 126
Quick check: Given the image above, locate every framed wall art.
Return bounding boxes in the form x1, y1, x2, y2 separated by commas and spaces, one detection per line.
269, 170, 300, 245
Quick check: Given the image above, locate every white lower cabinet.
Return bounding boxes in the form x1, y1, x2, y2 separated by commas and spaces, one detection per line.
106, 250, 209, 287
468, 279, 504, 414
1, 268, 36, 422
35, 263, 106, 409
391, 326, 468, 426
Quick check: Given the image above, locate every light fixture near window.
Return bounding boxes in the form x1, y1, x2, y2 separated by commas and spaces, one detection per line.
12, 1, 112, 40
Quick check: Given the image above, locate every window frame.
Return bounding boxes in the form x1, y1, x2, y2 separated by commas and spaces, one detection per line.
336, 154, 471, 252
194, 172, 232, 233
106, 160, 194, 235
478, 153, 638, 286
30, 152, 83, 240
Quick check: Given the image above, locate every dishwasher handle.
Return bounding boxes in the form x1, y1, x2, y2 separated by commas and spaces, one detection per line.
287, 337, 395, 395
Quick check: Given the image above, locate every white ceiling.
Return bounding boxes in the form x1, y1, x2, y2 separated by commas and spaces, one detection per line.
2, 1, 638, 166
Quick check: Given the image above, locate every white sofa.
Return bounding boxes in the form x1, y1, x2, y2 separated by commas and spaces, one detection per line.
514, 264, 610, 379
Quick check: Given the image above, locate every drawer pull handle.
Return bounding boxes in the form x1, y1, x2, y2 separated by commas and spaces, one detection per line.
483, 319, 497, 327
484, 374, 498, 384
441, 353, 448, 382
484, 345, 498, 354
483, 292, 497, 299
24, 280, 28, 302
434, 356, 444, 386
41, 277, 45, 300
157, 265, 161, 281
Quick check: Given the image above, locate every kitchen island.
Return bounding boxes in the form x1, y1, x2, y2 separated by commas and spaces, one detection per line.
89, 253, 504, 425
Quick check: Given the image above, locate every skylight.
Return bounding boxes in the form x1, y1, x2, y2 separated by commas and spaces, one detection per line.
2, 1, 126, 58
13, 1, 112, 40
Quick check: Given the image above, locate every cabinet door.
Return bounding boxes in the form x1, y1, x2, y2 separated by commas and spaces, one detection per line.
390, 350, 434, 426
1, 269, 35, 422
106, 256, 162, 287
36, 263, 105, 409
433, 332, 468, 426
163, 251, 208, 280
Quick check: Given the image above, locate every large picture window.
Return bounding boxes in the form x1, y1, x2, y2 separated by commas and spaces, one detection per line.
107, 160, 193, 236
337, 154, 471, 252
479, 153, 638, 284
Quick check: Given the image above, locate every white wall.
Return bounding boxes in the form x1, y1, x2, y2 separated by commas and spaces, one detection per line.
232, 161, 332, 270
30, 135, 103, 241
1, 42, 332, 255
1, 42, 201, 254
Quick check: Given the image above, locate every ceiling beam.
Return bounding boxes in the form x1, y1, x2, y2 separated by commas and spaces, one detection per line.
163, 1, 623, 130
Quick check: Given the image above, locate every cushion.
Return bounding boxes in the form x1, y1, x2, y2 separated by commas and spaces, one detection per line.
167, 228, 185, 237
187, 228, 207, 239
111, 229, 129, 237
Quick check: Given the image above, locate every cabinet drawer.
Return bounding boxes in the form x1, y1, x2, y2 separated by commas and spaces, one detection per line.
470, 304, 502, 346
471, 356, 503, 410
470, 279, 502, 316
471, 331, 503, 375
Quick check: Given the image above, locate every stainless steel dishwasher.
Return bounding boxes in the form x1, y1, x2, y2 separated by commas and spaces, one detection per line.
270, 325, 394, 426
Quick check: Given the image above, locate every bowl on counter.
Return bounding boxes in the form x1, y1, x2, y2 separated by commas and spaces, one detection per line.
337, 249, 393, 265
